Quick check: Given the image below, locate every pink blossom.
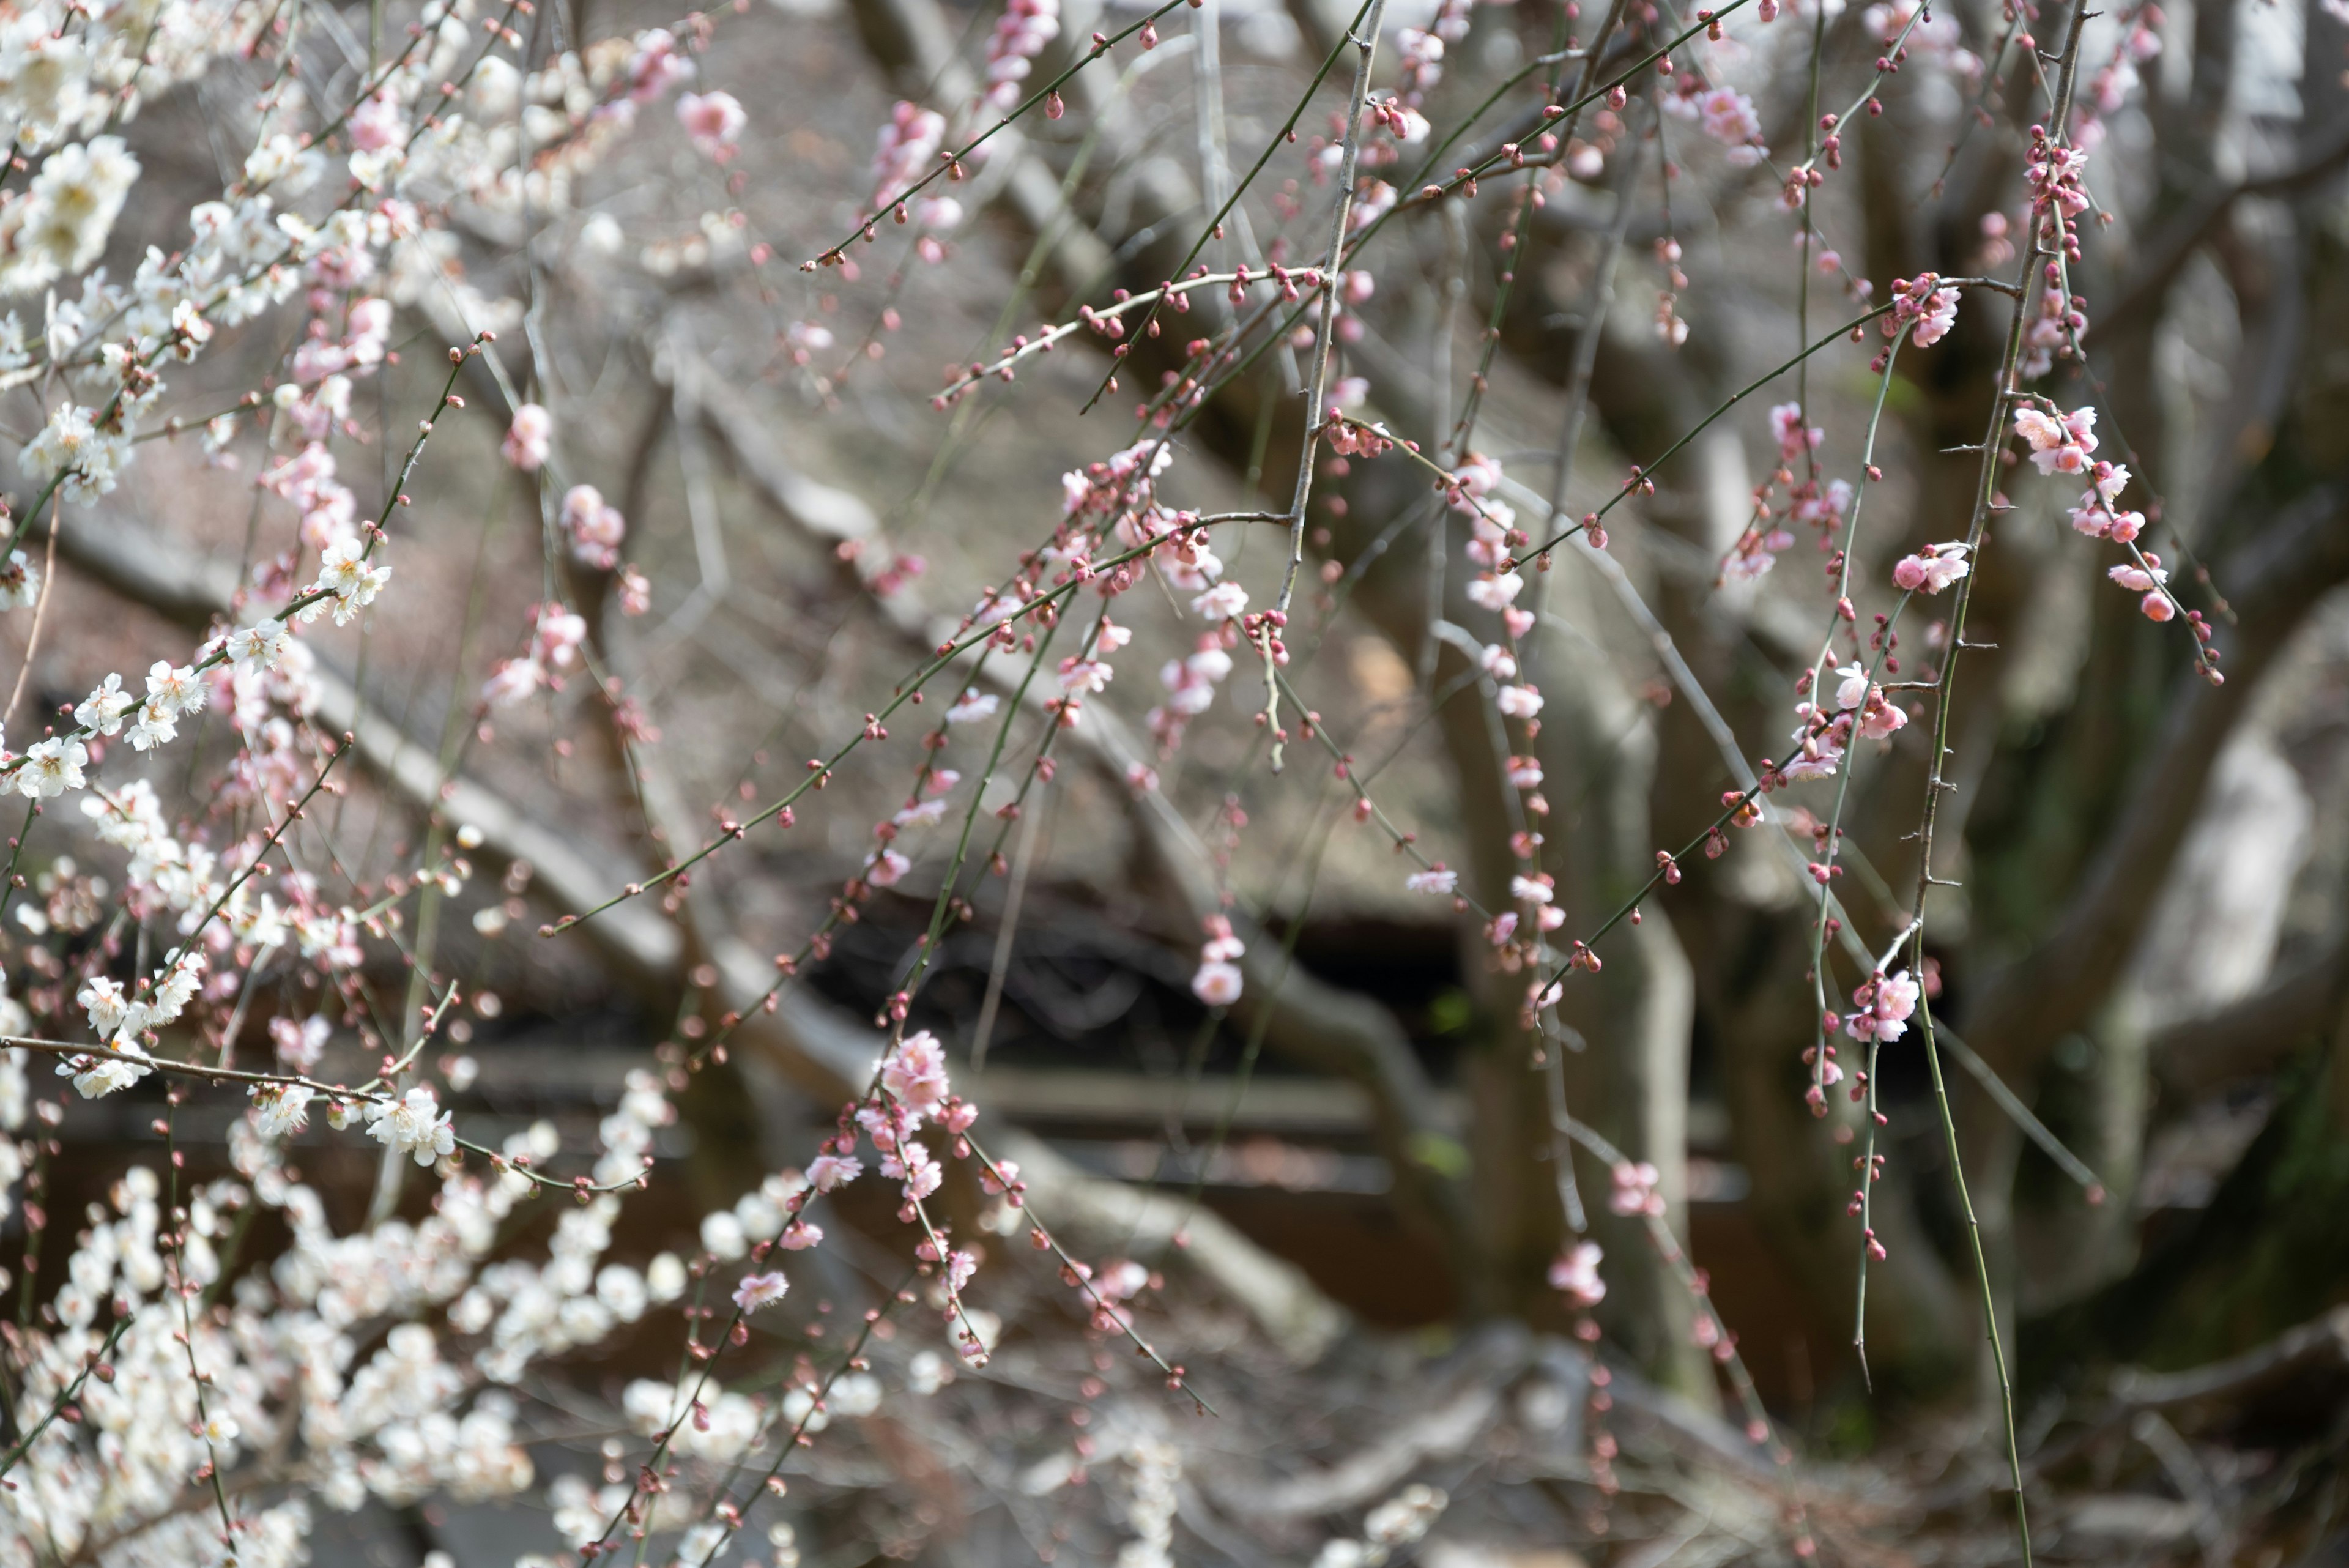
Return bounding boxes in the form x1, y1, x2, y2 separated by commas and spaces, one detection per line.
349, 92, 403, 152
1406, 866, 1458, 896
1855, 694, 1909, 741
1465, 571, 1523, 610
894, 1141, 943, 1200
808, 1153, 863, 1192
532, 607, 587, 671
1912, 285, 1960, 346
1192, 581, 1249, 621
732, 1270, 789, 1313
1769, 402, 1822, 455
1192, 959, 1243, 1007
677, 91, 746, 160
481, 656, 545, 708
1892, 542, 1970, 593
502, 404, 552, 471
882, 1030, 951, 1118
1495, 685, 1543, 718
1844, 969, 1921, 1043
627, 29, 696, 103
560, 486, 628, 568
1695, 87, 1766, 164
868, 848, 911, 888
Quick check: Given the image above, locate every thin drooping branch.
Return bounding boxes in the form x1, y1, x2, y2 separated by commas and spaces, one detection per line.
45, 498, 1347, 1358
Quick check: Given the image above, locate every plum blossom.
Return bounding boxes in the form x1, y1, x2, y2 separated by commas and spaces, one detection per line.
303, 536, 393, 625
1913, 285, 1960, 346
0, 548, 38, 609
74, 674, 135, 735
809, 1152, 863, 1192
561, 485, 628, 568
1893, 541, 1970, 593
1191, 915, 1246, 1006
1193, 961, 1242, 1007
502, 404, 552, 471
250, 1083, 314, 1139
676, 91, 746, 160
15, 737, 87, 797
1406, 865, 1458, 896
732, 1271, 789, 1313
1192, 581, 1249, 621
225, 621, 289, 673
1690, 86, 1766, 164
628, 28, 697, 102
366, 1085, 456, 1166
881, 1030, 951, 1118
946, 692, 1000, 724
1466, 571, 1523, 610
2015, 404, 2096, 475
1844, 969, 1921, 1042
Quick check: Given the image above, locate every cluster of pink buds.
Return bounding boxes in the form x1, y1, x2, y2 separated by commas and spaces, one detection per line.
482, 604, 588, 708
560, 484, 628, 569
2024, 123, 2091, 222
1326, 415, 1393, 459
870, 102, 948, 215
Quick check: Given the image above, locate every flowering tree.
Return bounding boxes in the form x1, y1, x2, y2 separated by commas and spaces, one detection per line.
1, 0, 2347, 1561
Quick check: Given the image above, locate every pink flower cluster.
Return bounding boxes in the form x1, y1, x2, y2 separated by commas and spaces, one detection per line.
676, 90, 746, 162
2014, 404, 2097, 477
560, 485, 628, 569
871, 102, 948, 214
981, 0, 1061, 111
1785, 660, 1907, 782
483, 605, 588, 708
1844, 968, 1920, 1043
1884, 273, 1960, 351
